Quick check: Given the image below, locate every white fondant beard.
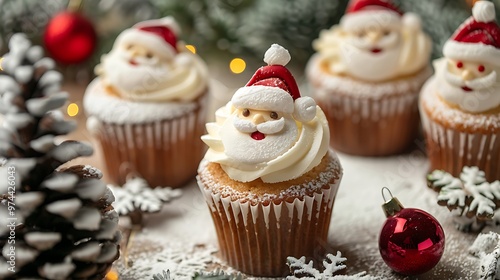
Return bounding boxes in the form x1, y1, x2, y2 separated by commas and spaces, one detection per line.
438, 65, 500, 113
339, 34, 402, 81
102, 49, 171, 94
220, 114, 299, 164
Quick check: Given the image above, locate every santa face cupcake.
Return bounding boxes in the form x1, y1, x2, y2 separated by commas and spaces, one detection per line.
306, 0, 432, 156
198, 44, 343, 277
84, 17, 209, 188
420, 1, 500, 181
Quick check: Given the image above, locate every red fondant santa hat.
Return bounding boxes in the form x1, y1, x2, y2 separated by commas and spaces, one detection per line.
231, 44, 317, 123
340, 0, 421, 32
114, 16, 180, 59
443, 1, 500, 66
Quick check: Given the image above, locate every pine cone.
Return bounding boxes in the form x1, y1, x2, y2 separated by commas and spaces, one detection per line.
0, 33, 120, 280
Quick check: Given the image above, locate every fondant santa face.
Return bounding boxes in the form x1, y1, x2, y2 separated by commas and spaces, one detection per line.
102, 41, 172, 94
220, 105, 299, 164
438, 58, 500, 112
438, 1, 500, 112
340, 22, 402, 81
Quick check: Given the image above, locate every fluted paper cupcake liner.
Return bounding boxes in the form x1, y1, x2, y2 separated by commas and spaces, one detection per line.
316, 92, 420, 156
421, 111, 500, 182
306, 55, 431, 156
93, 94, 208, 188
197, 173, 340, 277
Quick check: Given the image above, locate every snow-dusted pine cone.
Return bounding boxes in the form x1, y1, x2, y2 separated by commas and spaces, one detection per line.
0, 33, 120, 280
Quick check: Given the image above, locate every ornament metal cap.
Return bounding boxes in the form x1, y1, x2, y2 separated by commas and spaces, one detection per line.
381, 187, 404, 217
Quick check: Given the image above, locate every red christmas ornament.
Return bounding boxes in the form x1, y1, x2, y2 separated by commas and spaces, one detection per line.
378, 188, 445, 276
43, 11, 97, 65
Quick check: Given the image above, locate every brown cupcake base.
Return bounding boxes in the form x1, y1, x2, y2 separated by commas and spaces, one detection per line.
306, 55, 431, 156
317, 94, 419, 156
423, 121, 500, 181
197, 152, 342, 277
419, 78, 500, 181
91, 93, 208, 188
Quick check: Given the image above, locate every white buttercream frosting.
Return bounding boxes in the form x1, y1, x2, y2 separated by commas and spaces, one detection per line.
98, 50, 208, 102
201, 103, 330, 183
94, 17, 208, 103
312, 12, 431, 82
306, 54, 432, 99
84, 78, 199, 125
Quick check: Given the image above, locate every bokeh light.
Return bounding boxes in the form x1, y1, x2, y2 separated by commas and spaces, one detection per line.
230, 58, 246, 74
104, 269, 119, 280
0, 57, 3, 71
186, 45, 196, 54
67, 103, 79, 117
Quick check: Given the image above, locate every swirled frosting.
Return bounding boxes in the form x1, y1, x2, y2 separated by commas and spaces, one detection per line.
98, 51, 208, 102
312, 13, 431, 82
94, 17, 208, 103
201, 103, 330, 183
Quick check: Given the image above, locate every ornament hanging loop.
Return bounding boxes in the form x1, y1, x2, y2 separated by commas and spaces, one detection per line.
381, 187, 394, 202
381, 187, 404, 217
68, 0, 84, 12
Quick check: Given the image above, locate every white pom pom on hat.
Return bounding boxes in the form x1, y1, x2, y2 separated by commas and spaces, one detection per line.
263, 44, 291, 66
473, 0, 496, 23
293, 96, 317, 123
402, 12, 422, 31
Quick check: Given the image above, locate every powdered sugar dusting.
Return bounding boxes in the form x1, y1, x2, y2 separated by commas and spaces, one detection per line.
198, 151, 341, 203
111, 149, 489, 279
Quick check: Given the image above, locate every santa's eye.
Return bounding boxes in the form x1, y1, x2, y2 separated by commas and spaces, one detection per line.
270, 112, 278, 119
383, 30, 390, 36
125, 44, 133, 50
145, 52, 154, 59
478, 65, 485, 72
242, 109, 250, 117
456, 61, 463, 68
357, 31, 365, 37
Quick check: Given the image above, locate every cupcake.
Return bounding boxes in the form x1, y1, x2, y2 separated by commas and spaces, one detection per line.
306, 0, 432, 156
420, 1, 500, 181
84, 17, 209, 188
197, 44, 343, 277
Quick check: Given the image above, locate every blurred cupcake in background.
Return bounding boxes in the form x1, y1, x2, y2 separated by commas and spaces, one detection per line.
420, 1, 500, 181
84, 16, 209, 188
306, 0, 432, 156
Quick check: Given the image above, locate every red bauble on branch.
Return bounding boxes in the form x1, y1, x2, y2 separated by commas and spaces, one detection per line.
43, 11, 97, 65
378, 188, 445, 276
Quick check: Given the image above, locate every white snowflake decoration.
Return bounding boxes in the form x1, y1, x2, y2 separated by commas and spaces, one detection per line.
428, 166, 500, 219
469, 232, 500, 280
109, 177, 181, 216
156, 245, 215, 279
119, 242, 217, 280
286, 252, 378, 280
